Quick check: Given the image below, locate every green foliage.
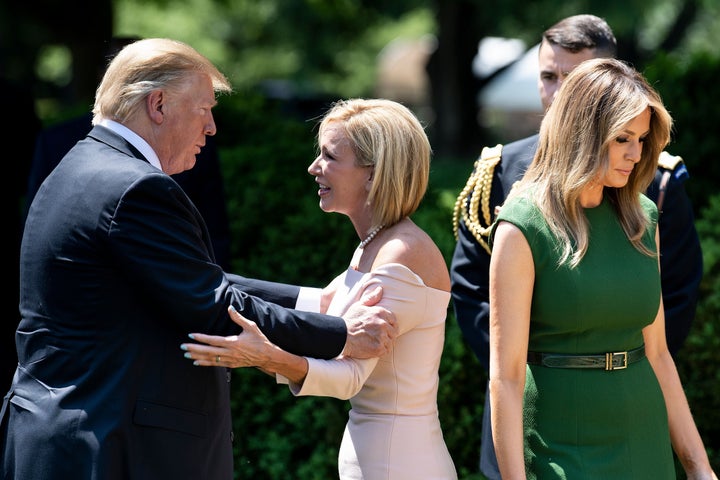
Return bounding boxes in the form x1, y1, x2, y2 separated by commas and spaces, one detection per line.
115, 0, 434, 98
216, 91, 353, 285
677, 194, 720, 472
230, 368, 348, 479
644, 50, 720, 215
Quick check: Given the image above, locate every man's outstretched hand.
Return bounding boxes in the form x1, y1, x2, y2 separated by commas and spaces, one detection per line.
341, 286, 398, 359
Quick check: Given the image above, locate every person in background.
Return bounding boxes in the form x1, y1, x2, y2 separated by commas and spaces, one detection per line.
182, 98, 458, 480
25, 36, 232, 269
450, 14, 703, 479
1, 39, 397, 480
489, 56, 716, 480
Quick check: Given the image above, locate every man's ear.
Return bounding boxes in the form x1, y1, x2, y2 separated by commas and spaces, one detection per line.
147, 90, 164, 124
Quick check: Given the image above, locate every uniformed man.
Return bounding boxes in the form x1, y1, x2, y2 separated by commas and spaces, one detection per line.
450, 14, 703, 480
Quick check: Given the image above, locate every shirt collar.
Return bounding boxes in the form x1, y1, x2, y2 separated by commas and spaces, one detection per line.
96, 118, 162, 171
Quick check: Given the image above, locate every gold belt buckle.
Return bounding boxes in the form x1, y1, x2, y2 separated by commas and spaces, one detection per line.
605, 351, 628, 370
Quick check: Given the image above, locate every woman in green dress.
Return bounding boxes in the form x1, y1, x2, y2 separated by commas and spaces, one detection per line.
489, 58, 717, 480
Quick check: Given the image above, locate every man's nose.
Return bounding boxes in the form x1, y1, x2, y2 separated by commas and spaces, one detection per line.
205, 115, 217, 136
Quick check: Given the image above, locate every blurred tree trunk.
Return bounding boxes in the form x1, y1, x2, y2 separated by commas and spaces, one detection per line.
426, 0, 484, 157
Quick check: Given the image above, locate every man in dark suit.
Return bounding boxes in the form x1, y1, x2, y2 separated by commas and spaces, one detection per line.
450, 14, 703, 480
27, 112, 232, 270
1, 38, 396, 480
26, 35, 232, 271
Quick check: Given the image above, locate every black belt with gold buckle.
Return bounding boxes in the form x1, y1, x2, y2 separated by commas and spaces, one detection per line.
527, 345, 645, 371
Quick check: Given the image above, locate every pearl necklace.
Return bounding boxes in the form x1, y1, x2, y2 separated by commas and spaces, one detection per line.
358, 225, 385, 249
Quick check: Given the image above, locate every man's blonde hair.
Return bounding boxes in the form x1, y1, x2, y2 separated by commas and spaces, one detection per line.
92, 38, 232, 125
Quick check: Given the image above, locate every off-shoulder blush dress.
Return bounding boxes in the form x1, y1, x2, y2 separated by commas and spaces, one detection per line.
284, 248, 457, 480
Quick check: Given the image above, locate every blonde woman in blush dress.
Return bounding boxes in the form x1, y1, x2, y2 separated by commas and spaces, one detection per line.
183, 98, 457, 480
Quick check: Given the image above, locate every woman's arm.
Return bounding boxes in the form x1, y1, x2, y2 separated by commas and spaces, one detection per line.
489, 221, 534, 480
644, 230, 717, 479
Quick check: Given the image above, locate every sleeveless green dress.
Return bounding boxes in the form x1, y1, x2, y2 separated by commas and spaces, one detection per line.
494, 193, 675, 479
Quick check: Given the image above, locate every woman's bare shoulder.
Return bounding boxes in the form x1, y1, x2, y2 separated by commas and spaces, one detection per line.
373, 221, 449, 291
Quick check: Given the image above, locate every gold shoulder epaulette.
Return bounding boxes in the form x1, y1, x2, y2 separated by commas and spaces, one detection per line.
655, 151, 685, 214
658, 151, 684, 171
452, 144, 503, 254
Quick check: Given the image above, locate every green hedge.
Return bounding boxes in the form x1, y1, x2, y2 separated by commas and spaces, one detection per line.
678, 194, 720, 473
644, 50, 720, 216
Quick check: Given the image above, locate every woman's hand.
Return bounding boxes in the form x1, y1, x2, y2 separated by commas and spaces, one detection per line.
181, 306, 273, 368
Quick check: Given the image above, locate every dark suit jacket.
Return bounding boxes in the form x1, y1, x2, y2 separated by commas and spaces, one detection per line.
451, 133, 703, 372
26, 112, 232, 270
1, 126, 346, 480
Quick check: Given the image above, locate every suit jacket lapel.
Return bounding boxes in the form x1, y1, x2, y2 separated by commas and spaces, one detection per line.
87, 125, 150, 164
